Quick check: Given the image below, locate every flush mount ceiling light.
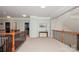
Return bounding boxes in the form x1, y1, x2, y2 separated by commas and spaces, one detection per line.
41, 6, 46, 8
7, 16, 11, 18
22, 14, 27, 17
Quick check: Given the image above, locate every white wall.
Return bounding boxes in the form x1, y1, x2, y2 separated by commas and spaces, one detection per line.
0, 16, 51, 38
0, 18, 30, 31
51, 15, 72, 31
0, 20, 4, 30
51, 7, 79, 34
29, 16, 51, 38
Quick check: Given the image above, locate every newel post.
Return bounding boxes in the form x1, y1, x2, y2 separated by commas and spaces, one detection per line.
12, 32, 15, 52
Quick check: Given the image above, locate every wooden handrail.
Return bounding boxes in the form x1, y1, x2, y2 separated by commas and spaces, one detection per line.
0, 32, 12, 35
15, 31, 25, 35
53, 29, 79, 43
53, 30, 79, 35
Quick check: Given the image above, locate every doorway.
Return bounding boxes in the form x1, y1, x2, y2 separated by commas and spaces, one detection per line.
25, 23, 29, 36
5, 22, 10, 33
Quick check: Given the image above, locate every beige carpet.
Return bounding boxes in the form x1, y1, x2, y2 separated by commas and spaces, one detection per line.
17, 38, 77, 52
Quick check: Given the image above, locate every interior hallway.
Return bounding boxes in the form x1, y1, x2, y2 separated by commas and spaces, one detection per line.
17, 38, 77, 52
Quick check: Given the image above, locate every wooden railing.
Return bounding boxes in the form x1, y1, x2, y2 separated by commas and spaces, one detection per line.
53, 29, 79, 35
53, 30, 79, 50
0, 31, 26, 52
53, 30, 79, 41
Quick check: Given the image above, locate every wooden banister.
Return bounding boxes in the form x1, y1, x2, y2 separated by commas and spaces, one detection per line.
53, 29, 79, 44
53, 30, 79, 35
0, 32, 15, 52
0, 31, 26, 52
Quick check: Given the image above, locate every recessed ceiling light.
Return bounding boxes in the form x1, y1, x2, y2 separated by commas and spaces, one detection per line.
7, 16, 11, 18
41, 6, 46, 8
22, 14, 27, 17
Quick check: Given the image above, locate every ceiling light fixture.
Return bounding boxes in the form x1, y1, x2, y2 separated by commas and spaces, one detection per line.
22, 14, 27, 17
41, 6, 46, 8
7, 16, 11, 18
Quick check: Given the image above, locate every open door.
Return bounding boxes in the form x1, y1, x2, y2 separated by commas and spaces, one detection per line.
5, 22, 10, 33
25, 23, 29, 36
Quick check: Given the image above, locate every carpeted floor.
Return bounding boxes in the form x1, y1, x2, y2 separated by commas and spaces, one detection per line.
17, 38, 77, 52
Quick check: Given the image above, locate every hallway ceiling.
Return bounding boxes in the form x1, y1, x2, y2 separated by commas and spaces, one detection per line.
0, 6, 75, 18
